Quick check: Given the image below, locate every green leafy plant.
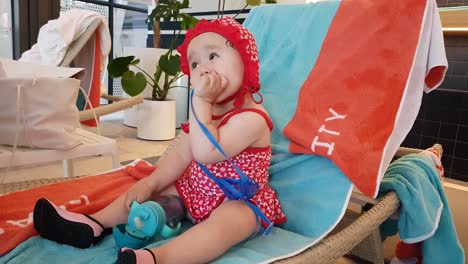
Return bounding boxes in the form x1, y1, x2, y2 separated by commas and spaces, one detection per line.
217, 0, 277, 18
107, 0, 198, 101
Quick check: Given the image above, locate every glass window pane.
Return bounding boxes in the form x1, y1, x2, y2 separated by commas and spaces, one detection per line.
0, 1, 13, 59
60, 0, 109, 18
60, 0, 110, 98
59, 0, 150, 97
117, 0, 151, 9
112, 7, 148, 97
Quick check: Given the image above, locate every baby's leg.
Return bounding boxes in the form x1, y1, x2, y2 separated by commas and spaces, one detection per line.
33, 184, 177, 248
118, 200, 257, 264
154, 200, 257, 263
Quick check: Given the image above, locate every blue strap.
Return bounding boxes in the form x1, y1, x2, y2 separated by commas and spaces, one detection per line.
190, 90, 273, 235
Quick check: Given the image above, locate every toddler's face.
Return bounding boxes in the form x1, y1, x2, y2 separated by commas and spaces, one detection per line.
187, 32, 244, 103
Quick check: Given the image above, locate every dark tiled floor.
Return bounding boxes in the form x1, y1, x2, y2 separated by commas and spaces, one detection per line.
437, 0, 468, 7
402, 91, 468, 181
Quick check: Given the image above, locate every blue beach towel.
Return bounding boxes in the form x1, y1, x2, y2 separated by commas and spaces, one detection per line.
379, 154, 464, 264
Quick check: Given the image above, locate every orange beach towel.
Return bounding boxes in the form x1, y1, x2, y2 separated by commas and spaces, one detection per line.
0, 161, 156, 256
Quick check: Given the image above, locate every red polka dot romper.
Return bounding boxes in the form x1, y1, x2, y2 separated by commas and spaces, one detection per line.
175, 108, 287, 228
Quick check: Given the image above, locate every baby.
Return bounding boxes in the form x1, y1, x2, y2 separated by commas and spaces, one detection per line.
33, 17, 286, 264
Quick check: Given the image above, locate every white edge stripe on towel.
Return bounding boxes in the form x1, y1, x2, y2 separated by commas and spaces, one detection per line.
372, 0, 432, 198
401, 202, 443, 244
258, 183, 354, 264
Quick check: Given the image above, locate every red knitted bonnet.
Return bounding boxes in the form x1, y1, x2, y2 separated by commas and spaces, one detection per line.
177, 17, 261, 107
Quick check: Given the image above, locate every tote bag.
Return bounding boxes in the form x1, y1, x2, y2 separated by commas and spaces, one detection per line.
0, 60, 83, 149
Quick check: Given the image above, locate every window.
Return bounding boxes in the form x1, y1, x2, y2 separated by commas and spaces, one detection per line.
0, 1, 13, 59
60, 0, 149, 97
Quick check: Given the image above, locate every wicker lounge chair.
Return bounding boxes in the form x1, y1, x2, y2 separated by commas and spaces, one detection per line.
0, 131, 441, 263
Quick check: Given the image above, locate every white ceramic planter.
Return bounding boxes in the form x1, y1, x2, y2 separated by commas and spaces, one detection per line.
121, 47, 189, 129
121, 47, 168, 127
123, 47, 168, 97
137, 99, 176, 140
123, 104, 139, 127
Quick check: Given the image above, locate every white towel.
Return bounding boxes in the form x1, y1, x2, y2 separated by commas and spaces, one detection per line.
19, 9, 111, 68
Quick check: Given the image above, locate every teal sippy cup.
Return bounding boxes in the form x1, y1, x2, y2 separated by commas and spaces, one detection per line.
113, 195, 185, 249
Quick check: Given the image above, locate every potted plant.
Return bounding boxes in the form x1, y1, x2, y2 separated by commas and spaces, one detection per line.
108, 0, 275, 140
107, 0, 198, 140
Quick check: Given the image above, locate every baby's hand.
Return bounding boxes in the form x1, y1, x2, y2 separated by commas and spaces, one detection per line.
193, 72, 224, 103
123, 177, 155, 210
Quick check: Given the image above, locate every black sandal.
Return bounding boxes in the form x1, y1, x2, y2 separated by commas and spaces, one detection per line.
117, 248, 157, 264
33, 198, 111, 248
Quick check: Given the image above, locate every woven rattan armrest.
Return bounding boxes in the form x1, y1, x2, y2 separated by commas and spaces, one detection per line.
274, 192, 399, 264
